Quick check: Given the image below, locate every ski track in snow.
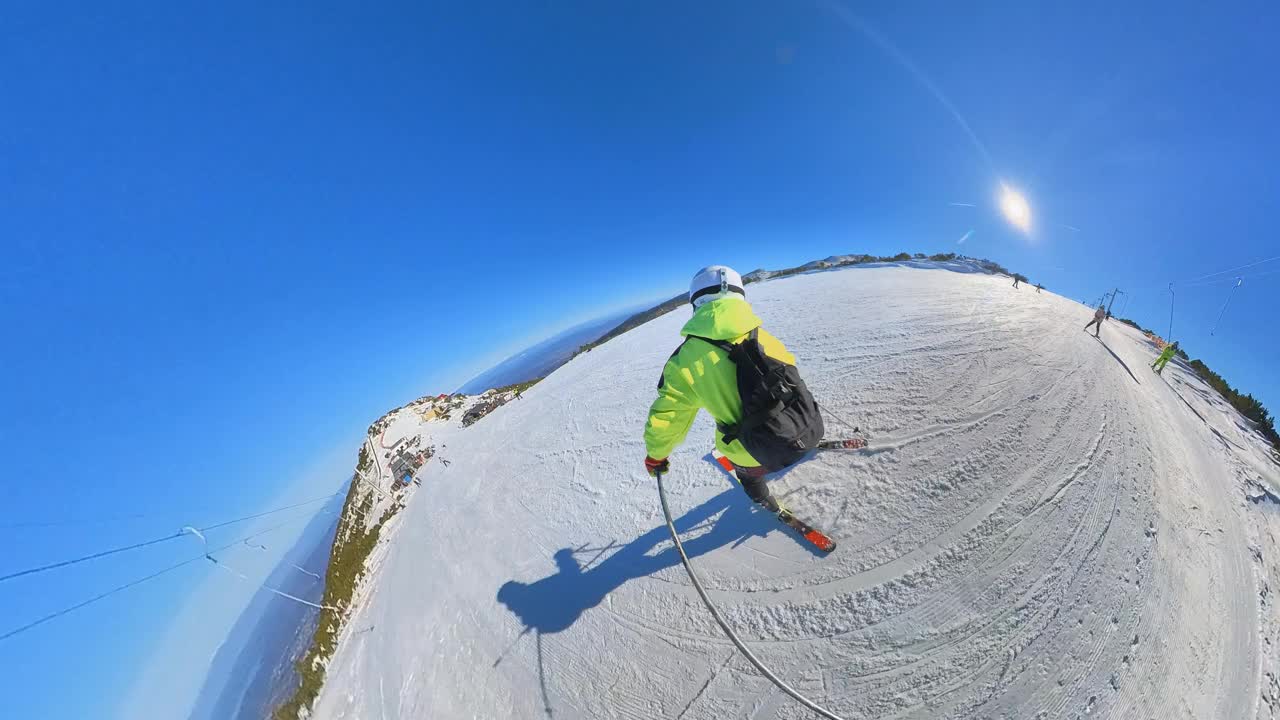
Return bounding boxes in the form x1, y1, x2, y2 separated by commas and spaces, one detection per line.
311, 266, 1280, 720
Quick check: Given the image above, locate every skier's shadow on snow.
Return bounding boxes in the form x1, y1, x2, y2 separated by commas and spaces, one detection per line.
496, 487, 792, 638
1092, 336, 1141, 385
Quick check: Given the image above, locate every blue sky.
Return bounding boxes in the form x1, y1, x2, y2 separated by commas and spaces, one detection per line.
2, 2, 1278, 718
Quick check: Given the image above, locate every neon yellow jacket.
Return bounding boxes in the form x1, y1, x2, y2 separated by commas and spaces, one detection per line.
1157, 344, 1177, 361
643, 296, 796, 468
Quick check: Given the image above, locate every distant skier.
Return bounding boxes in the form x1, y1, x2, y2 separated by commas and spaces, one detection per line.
643, 266, 824, 516
1083, 303, 1106, 337
1012, 277, 1021, 288
1036, 283, 1043, 293
1151, 341, 1179, 374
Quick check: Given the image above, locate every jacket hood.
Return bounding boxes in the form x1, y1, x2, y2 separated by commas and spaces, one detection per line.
680, 296, 761, 340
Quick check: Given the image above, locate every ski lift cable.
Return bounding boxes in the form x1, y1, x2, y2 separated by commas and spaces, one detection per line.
0, 491, 343, 584
1179, 253, 1280, 285
1141, 258, 1269, 293
194, 492, 343, 532
1118, 253, 1280, 295
182, 509, 334, 559
205, 556, 337, 611
292, 564, 323, 581
1209, 277, 1245, 336
0, 555, 205, 643
0, 511, 326, 643
0, 533, 187, 585
1175, 274, 1249, 290
654, 472, 847, 720
1237, 266, 1280, 281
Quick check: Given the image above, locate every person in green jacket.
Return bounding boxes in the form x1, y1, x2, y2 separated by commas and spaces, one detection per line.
1151, 341, 1179, 374
642, 266, 816, 514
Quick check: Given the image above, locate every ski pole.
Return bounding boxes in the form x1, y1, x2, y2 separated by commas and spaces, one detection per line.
819, 404, 860, 436
1210, 277, 1243, 336
654, 471, 847, 720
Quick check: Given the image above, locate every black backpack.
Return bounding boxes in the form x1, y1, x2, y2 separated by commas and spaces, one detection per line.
688, 329, 824, 470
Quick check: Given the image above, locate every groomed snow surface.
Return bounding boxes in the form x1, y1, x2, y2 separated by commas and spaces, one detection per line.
313, 265, 1280, 719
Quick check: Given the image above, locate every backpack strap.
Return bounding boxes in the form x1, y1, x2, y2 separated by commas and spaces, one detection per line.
685, 328, 763, 354
684, 332, 735, 354
691, 329, 772, 378
686, 329, 779, 446
685, 333, 742, 442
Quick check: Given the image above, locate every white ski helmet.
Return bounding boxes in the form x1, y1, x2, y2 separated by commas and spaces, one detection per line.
688, 265, 746, 308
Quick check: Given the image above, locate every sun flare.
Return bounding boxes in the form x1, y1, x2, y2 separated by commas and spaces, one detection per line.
999, 184, 1032, 233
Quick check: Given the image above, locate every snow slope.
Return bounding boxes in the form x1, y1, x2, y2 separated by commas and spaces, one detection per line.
312, 265, 1280, 719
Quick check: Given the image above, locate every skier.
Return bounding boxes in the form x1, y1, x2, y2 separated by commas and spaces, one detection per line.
643, 266, 824, 516
1013, 276, 1020, 288
1083, 303, 1106, 337
1036, 283, 1043, 293
1151, 341, 1179, 374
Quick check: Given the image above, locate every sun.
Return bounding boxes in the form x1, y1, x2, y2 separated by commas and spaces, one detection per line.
998, 184, 1032, 233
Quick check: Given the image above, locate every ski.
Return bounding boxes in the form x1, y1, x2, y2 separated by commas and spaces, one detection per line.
777, 509, 837, 552
707, 450, 837, 553
816, 437, 867, 451
711, 453, 736, 474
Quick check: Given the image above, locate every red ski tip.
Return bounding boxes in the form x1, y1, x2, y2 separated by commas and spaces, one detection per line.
715, 455, 735, 473
805, 530, 836, 552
